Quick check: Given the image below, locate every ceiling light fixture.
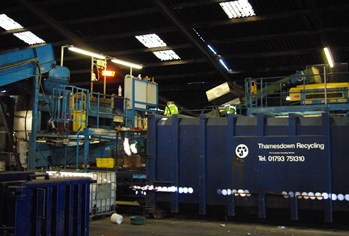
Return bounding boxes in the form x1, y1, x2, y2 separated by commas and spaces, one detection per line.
68, 46, 106, 59
323, 47, 334, 68
0, 14, 23, 30
220, 0, 256, 19
111, 58, 143, 69
193, 28, 205, 42
13, 31, 45, 45
219, 58, 231, 71
135, 34, 167, 48
153, 50, 180, 61
0, 14, 45, 45
208, 45, 218, 55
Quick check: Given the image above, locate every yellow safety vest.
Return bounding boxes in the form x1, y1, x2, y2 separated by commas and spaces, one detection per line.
164, 104, 179, 117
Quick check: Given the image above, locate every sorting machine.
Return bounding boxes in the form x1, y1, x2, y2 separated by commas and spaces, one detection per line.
0, 44, 128, 170
0, 44, 114, 234
0, 44, 154, 226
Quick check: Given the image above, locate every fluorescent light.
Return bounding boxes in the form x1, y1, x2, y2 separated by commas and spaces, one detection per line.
13, 31, 45, 45
111, 58, 142, 69
324, 47, 334, 68
0, 14, 45, 45
153, 50, 180, 61
220, 0, 256, 19
135, 34, 167, 48
219, 58, 230, 71
68, 46, 106, 59
193, 28, 205, 42
136, 33, 182, 61
208, 45, 217, 55
0, 14, 23, 30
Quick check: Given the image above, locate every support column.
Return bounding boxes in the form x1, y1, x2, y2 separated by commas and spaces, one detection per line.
28, 74, 39, 170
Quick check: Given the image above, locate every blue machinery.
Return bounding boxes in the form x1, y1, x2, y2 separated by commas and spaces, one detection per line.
0, 44, 158, 169
0, 45, 97, 235
0, 44, 139, 235
0, 44, 59, 170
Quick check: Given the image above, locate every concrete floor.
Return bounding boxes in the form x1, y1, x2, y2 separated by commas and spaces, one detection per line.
90, 216, 349, 236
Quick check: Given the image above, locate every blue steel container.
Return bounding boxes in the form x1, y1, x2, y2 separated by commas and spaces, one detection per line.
147, 113, 349, 222
0, 174, 91, 235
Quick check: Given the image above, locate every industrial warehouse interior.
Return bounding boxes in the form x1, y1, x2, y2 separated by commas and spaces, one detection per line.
1, 0, 349, 235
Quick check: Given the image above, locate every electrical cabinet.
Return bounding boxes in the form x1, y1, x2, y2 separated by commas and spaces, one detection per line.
124, 75, 158, 127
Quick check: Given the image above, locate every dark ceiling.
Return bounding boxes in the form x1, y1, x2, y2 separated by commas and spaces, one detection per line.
1, 0, 349, 110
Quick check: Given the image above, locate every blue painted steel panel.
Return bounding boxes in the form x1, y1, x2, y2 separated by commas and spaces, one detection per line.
147, 113, 349, 222
0, 177, 91, 235
178, 119, 200, 205
206, 122, 231, 206
44, 66, 70, 94
232, 136, 329, 192
0, 44, 55, 87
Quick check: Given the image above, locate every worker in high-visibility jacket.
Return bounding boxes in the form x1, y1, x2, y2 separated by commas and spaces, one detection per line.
164, 101, 179, 117
224, 104, 236, 115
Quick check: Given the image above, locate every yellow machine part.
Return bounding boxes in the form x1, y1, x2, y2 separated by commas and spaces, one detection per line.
250, 80, 257, 95
71, 92, 87, 132
96, 158, 116, 168
307, 66, 322, 84
289, 82, 349, 102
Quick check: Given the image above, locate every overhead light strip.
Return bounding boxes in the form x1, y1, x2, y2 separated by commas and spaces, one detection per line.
219, 58, 230, 71
193, 28, 205, 42
323, 47, 334, 68
136, 33, 181, 61
153, 50, 180, 61
220, 0, 256, 19
208, 45, 217, 55
193, 27, 232, 73
111, 58, 143, 69
0, 14, 45, 45
68, 46, 106, 59
135, 34, 167, 48
0, 14, 23, 30
13, 31, 45, 45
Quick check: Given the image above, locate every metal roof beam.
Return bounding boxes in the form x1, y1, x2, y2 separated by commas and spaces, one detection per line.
64, 8, 159, 25
145, 58, 206, 67
171, 0, 228, 9
108, 43, 191, 56
224, 46, 349, 59
51, 25, 349, 60
151, 0, 234, 84
192, 9, 311, 28
71, 71, 218, 85
18, 0, 91, 49
192, 4, 349, 29
226, 48, 321, 59
209, 30, 322, 45
88, 26, 177, 42
152, 71, 217, 80
307, 0, 328, 46
67, 58, 207, 71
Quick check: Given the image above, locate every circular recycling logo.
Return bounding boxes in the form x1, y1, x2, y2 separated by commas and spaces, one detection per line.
235, 144, 249, 158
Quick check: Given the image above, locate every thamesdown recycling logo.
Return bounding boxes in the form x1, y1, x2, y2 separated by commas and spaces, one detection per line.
235, 144, 249, 158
